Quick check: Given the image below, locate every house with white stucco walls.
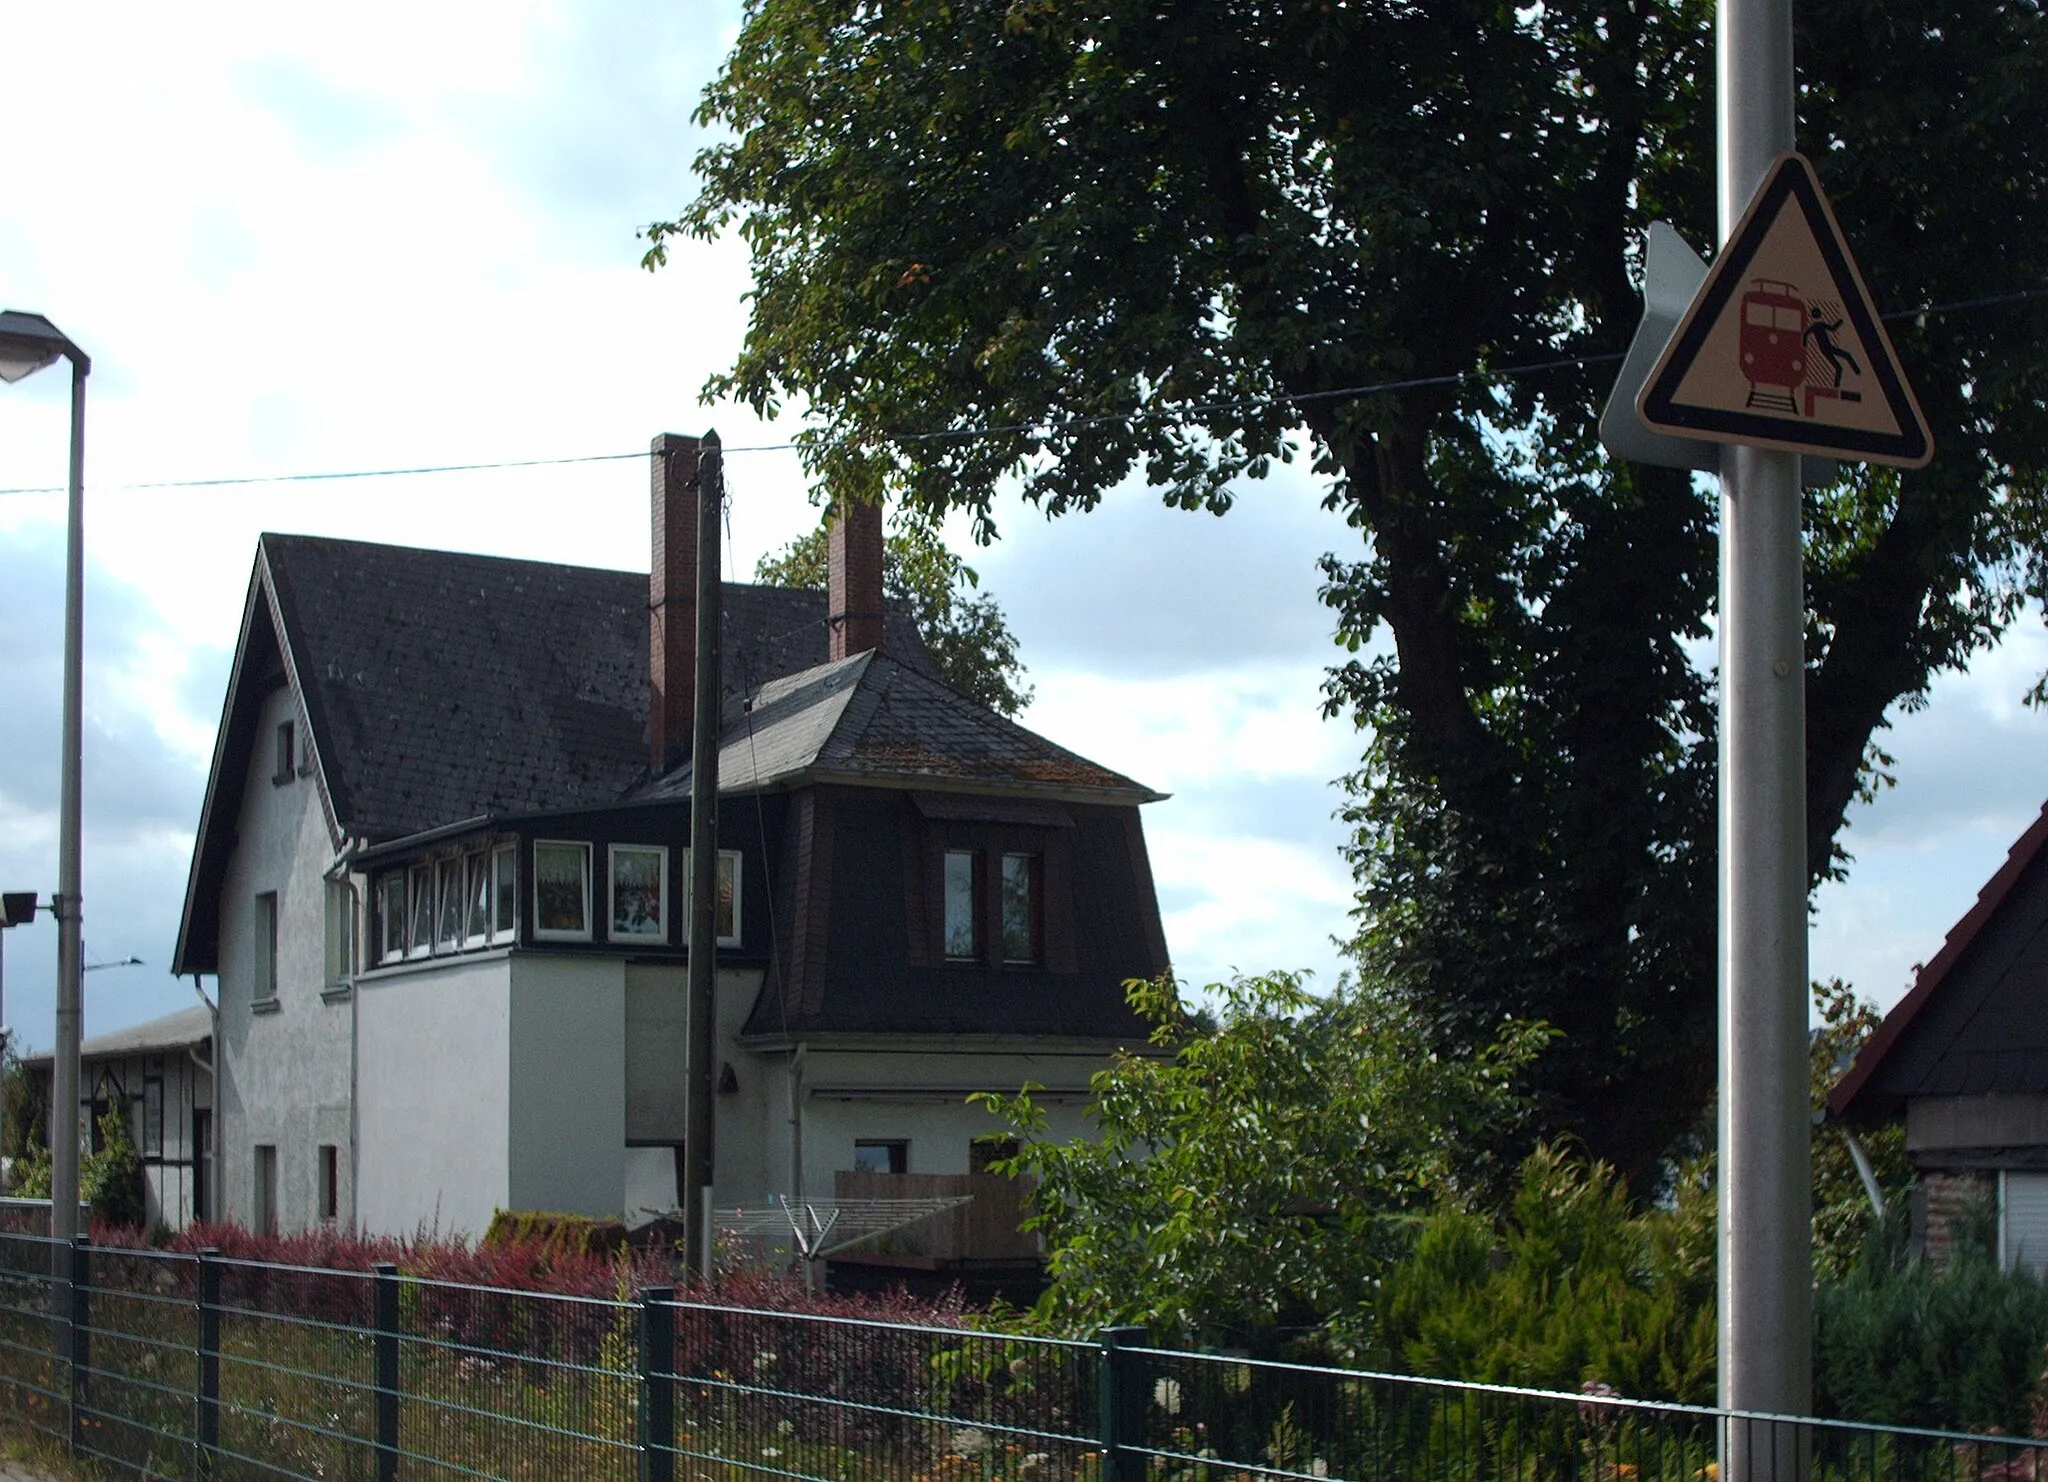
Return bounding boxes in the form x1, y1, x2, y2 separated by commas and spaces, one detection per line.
168, 434, 1170, 1254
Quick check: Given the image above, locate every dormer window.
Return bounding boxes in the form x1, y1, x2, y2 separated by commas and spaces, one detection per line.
272, 721, 296, 786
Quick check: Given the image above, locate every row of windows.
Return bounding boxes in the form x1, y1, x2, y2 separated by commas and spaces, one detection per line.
942, 849, 1042, 964
371, 841, 741, 967
374, 845, 518, 965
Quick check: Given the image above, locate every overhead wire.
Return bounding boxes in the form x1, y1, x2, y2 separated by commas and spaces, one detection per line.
0, 282, 2042, 498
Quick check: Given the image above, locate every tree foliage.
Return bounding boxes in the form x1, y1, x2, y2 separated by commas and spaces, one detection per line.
978, 972, 1547, 1350
1809, 978, 1912, 1281
663, 0, 2048, 1184
755, 513, 1031, 716
1374, 1146, 1717, 1403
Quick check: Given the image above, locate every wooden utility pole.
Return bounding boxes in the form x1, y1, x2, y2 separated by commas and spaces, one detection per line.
684, 431, 723, 1282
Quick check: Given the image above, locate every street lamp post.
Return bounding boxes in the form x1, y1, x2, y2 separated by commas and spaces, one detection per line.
0, 311, 91, 1245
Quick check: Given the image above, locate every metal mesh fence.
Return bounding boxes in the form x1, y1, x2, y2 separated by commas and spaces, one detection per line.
1128, 1347, 2048, 1482
652, 1298, 1097, 1479
0, 1231, 2039, 1482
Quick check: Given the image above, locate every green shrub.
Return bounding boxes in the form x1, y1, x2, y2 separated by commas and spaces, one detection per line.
482, 1208, 629, 1264
1372, 1145, 1716, 1402
83, 1101, 146, 1229
1815, 1197, 2048, 1432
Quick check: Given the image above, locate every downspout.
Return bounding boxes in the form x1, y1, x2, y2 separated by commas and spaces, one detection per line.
326, 838, 365, 1231
188, 975, 217, 1224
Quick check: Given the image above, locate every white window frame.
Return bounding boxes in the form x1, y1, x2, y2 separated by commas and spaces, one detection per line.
462, 850, 492, 949
608, 844, 669, 943
682, 848, 743, 948
434, 857, 464, 954
324, 878, 357, 987
943, 849, 980, 962
532, 841, 593, 942
377, 873, 407, 965
490, 844, 519, 945
407, 864, 435, 959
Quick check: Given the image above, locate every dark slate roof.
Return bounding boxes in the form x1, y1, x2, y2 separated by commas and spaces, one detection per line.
642, 651, 1164, 803
174, 533, 933, 974
264, 534, 935, 839
1833, 801, 2048, 1123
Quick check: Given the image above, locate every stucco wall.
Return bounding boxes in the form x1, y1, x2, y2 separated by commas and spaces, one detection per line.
357, 954, 513, 1235
216, 684, 352, 1233
507, 955, 625, 1217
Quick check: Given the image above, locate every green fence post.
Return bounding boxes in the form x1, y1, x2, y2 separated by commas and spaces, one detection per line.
67, 1233, 91, 1456
1097, 1326, 1147, 1482
196, 1247, 220, 1481
639, 1286, 676, 1482
374, 1261, 399, 1482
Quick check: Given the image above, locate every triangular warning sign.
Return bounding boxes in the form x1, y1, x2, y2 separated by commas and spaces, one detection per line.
1638, 152, 1933, 469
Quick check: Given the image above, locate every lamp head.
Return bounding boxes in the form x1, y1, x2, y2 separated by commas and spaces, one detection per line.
0, 311, 86, 383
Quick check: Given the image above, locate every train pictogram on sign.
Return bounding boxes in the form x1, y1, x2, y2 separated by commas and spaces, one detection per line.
1638, 152, 1932, 469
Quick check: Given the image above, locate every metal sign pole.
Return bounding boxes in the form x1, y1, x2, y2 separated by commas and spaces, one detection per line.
1716, 0, 1812, 1462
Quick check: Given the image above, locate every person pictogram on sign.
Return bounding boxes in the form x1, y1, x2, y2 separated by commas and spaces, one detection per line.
1804, 304, 1861, 389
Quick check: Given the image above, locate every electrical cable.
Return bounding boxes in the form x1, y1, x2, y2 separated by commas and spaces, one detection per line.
1, 282, 2042, 497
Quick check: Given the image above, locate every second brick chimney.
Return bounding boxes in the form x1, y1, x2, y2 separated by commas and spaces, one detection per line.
649, 432, 701, 772
827, 497, 886, 660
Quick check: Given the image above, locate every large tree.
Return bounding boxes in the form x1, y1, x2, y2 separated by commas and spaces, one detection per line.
654, 0, 2048, 1185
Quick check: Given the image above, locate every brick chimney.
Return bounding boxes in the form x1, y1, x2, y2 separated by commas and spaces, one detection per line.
649, 432, 701, 772
827, 498, 885, 660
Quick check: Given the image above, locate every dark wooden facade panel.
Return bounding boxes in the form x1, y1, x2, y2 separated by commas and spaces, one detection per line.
782, 788, 1152, 1041
1876, 852, 2048, 1103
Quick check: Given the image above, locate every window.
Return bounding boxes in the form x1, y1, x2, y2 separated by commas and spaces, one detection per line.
1000, 853, 1042, 964
491, 844, 518, 942
377, 873, 407, 965
609, 844, 668, 942
533, 841, 592, 940
272, 721, 296, 785
852, 1140, 908, 1175
407, 864, 435, 957
943, 850, 981, 960
682, 849, 742, 947
253, 1145, 278, 1235
317, 1144, 339, 1223
324, 879, 356, 987
253, 892, 279, 1002
973, 1136, 1019, 1173
463, 851, 491, 946
435, 857, 464, 952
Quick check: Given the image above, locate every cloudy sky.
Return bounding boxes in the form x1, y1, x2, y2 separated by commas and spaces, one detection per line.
1, 1, 2042, 1052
